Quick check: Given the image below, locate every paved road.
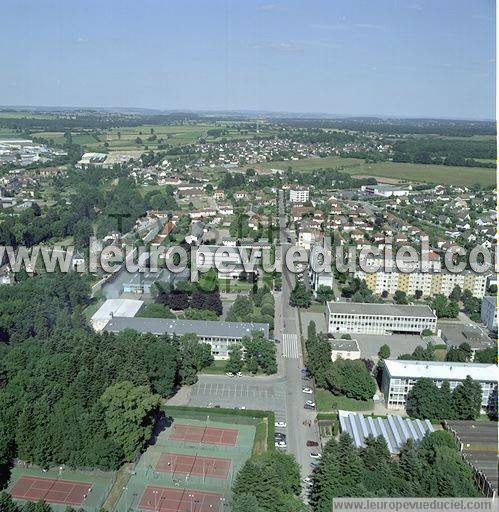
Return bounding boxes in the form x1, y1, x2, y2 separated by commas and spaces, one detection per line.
277, 190, 320, 493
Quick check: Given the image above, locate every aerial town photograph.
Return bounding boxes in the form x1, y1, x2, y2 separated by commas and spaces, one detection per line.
0, 1, 497, 511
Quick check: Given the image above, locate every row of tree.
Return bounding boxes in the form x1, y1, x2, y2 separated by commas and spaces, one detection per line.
310, 431, 478, 511
406, 377, 486, 421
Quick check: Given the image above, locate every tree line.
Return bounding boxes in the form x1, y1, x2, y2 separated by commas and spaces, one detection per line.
309, 431, 478, 511
0, 274, 214, 477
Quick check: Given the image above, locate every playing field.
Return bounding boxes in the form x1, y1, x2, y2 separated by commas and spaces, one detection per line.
156, 453, 231, 479
7, 465, 115, 512
114, 410, 257, 511
169, 424, 239, 446
138, 485, 224, 512
10, 476, 92, 507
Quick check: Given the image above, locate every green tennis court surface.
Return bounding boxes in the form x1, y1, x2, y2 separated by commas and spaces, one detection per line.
7, 465, 115, 512
115, 410, 257, 511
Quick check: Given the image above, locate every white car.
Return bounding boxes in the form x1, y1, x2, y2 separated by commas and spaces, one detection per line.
236, 372, 243, 377
310, 452, 322, 459
302, 387, 313, 394
275, 441, 287, 448
305, 400, 316, 407
225, 372, 234, 377
275, 421, 287, 428
302, 476, 313, 485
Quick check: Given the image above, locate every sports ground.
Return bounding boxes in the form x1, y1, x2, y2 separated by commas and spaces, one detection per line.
115, 410, 257, 512
7, 465, 115, 511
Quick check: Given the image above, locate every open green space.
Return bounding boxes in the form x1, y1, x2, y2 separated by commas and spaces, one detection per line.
259, 156, 495, 186
315, 388, 374, 412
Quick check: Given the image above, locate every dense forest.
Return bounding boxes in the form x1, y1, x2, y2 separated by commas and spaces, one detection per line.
392, 137, 496, 167
309, 431, 478, 511
0, 274, 213, 479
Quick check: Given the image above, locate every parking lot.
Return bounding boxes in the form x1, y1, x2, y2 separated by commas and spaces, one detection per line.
188, 376, 288, 424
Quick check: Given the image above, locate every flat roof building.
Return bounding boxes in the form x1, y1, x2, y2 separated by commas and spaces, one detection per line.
444, 420, 498, 498
103, 316, 269, 360
326, 302, 437, 335
90, 298, 144, 331
330, 338, 361, 362
381, 359, 498, 411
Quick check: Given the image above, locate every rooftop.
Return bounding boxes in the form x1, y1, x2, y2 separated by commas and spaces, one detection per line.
338, 410, 434, 454
91, 299, 144, 322
327, 301, 437, 319
331, 339, 360, 352
445, 420, 498, 493
383, 359, 498, 382
103, 316, 269, 339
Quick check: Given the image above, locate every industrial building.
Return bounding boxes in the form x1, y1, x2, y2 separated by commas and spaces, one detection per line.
103, 316, 269, 359
326, 302, 437, 335
360, 184, 410, 197
338, 410, 434, 454
90, 298, 144, 331
381, 359, 498, 411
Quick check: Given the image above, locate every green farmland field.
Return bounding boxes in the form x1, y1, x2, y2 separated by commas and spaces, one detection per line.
259, 156, 496, 187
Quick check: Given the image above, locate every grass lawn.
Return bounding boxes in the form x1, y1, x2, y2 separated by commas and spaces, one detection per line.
199, 360, 227, 374
316, 388, 374, 412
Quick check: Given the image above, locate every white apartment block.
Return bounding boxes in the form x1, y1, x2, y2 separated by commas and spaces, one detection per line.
355, 269, 488, 299
289, 188, 309, 203
381, 359, 498, 411
326, 302, 437, 335
481, 296, 497, 331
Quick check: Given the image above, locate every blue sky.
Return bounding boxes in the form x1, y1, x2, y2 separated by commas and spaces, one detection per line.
1, 0, 495, 118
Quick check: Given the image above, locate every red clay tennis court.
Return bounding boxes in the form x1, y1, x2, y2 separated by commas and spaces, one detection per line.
10, 476, 92, 506
169, 424, 238, 446
138, 485, 224, 512
156, 453, 231, 479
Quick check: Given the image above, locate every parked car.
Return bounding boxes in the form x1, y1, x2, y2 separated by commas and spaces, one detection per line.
310, 452, 322, 459
306, 440, 319, 447
275, 421, 287, 428
304, 404, 315, 410
302, 387, 313, 394
310, 461, 321, 468
275, 441, 287, 448
225, 372, 234, 377
305, 400, 316, 407
236, 372, 243, 377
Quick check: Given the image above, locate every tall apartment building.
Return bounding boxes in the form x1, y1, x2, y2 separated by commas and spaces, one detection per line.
381, 359, 498, 412
289, 188, 309, 203
326, 302, 437, 335
355, 269, 487, 299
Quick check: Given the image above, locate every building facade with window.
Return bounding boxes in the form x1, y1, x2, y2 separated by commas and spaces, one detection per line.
381, 359, 498, 411
103, 316, 269, 359
326, 302, 437, 335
